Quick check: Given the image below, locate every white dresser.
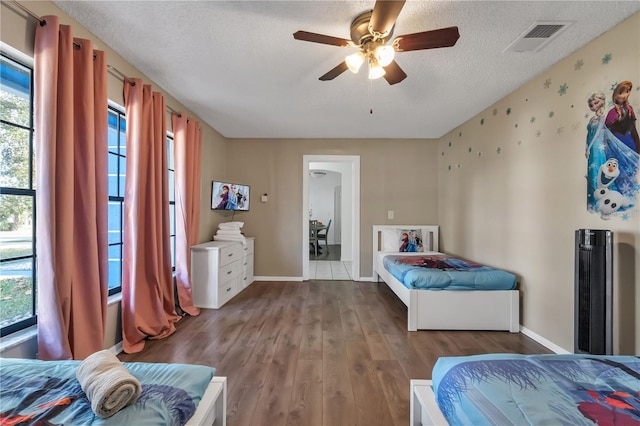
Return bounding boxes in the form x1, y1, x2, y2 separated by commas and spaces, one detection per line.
191, 237, 254, 309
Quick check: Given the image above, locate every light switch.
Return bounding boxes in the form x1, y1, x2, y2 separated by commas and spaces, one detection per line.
387, 210, 394, 220
261, 194, 268, 203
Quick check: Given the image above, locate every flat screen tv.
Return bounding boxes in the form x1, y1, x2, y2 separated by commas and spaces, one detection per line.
211, 181, 250, 211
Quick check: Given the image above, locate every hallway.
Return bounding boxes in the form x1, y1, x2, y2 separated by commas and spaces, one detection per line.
308, 260, 353, 280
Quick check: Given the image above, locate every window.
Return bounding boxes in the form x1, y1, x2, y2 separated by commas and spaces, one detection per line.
167, 134, 176, 271
107, 106, 126, 295
0, 52, 37, 336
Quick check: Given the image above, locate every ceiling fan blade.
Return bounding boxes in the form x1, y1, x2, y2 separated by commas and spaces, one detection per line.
394, 26, 460, 52
319, 61, 349, 81
370, 0, 406, 37
293, 30, 351, 47
383, 60, 407, 85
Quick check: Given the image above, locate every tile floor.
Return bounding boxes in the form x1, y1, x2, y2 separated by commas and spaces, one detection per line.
309, 260, 353, 280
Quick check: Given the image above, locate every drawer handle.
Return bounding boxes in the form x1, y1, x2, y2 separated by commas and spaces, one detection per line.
243, 262, 248, 266
227, 270, 232, 275
226, 287, 232, 292
227, 253, 234, 257
243, 277, 247, 281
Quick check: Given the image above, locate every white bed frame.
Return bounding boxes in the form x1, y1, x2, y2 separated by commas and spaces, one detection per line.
185, 376, 227, 425
372, 225, 519, 332
410, 380, 448, 426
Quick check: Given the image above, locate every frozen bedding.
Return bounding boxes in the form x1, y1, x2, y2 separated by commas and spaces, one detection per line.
0, 357, 215, 425
382, 253, 517, 290
432, 353, 640, 425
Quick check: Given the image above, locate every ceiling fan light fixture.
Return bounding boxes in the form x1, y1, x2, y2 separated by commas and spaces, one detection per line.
375, 45, 395, 66
345, 51, 365, 73
368, 59, 386, 80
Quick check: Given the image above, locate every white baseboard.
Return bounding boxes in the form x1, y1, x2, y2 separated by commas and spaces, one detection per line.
254, 276, 303, 282
520, 326, 571, 354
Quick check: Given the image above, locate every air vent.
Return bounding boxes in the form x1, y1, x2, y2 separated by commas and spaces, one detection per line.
504, 21, 573, 53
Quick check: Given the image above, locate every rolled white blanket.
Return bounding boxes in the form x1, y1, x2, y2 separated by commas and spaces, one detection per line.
76, 350, 141, 418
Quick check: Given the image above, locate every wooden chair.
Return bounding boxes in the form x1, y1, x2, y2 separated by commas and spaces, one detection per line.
309, 220, 319, 256
316, 219, 331, 253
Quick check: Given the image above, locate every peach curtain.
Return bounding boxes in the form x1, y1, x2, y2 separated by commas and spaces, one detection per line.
172, 114, 202, 316
122, 80, 179, 353
34, 16, 108, 360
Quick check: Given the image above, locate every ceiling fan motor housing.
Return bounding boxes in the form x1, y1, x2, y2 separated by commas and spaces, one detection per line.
350, 11, 394, 45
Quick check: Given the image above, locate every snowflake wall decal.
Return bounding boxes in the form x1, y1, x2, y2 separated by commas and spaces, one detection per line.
557, 127, 564, 135
480, 118, 485, 125
610, 82, 618, 91
574, 59, 584, 70
530, 116, 536, 124
492, 108, 498, 116
506, 108, 512, 115
544, 78, 551, 89
602, 53, 612, 64
496, 147, 502, 154
558, 83, 568, 96
536, 130, 542, 138
549, 111, 555, 118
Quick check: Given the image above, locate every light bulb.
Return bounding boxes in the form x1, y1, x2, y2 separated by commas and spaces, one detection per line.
345, 52, 365, 74
368, 59, 386, 80
375, 45, 395, 67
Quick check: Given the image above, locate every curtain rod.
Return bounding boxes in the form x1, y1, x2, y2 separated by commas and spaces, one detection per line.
10, 0, 181, 118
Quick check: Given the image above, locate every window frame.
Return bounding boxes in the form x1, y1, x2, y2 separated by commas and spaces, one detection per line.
0, 47, 37, 337
107, 102, 126, 296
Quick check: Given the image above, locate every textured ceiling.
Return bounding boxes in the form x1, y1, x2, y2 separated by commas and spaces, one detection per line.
52, 1, 640, 139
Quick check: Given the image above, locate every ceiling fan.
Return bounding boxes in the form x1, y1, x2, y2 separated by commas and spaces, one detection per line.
293, 0, 460, 85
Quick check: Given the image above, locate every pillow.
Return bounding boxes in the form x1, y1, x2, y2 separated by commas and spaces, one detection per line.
381, 228, 424, 252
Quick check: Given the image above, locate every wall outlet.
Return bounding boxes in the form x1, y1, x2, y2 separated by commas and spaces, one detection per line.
387, 210, 394, 220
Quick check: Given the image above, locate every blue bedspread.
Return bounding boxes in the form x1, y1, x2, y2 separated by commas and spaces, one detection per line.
0, 357, 215, 425
382, 254, 516, 290
432, 353, 640, 425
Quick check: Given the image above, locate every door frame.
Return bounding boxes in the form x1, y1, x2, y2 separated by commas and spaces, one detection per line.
302, 155, 360, 280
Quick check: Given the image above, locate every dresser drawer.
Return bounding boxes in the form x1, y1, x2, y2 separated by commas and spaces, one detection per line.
219, 259, 240, 281
217, 276, 239, 306
242, 239, 254, 256
219, 244, 242, 267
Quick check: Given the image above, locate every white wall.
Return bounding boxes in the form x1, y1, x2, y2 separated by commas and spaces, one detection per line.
310, 161, 354, 260
309, 170, 341, 244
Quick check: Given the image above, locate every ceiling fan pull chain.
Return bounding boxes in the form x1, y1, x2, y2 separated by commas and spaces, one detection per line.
368, 75, 374, 115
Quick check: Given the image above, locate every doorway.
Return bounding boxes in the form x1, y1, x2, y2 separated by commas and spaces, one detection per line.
302, 155, 360, 281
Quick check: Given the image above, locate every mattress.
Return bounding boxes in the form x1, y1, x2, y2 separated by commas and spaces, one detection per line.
0, 357, 216, 425
432, 353, 640, 425
380, 253, 517, 290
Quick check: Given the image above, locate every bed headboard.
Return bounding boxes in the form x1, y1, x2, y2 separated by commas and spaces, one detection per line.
373, 225, 439, 253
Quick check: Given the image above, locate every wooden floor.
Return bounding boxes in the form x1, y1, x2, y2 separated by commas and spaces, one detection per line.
118, 281, 552, 426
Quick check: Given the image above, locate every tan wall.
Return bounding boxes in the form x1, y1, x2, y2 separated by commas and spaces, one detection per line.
220, 139, 439, 277
437, 13, 640, 354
